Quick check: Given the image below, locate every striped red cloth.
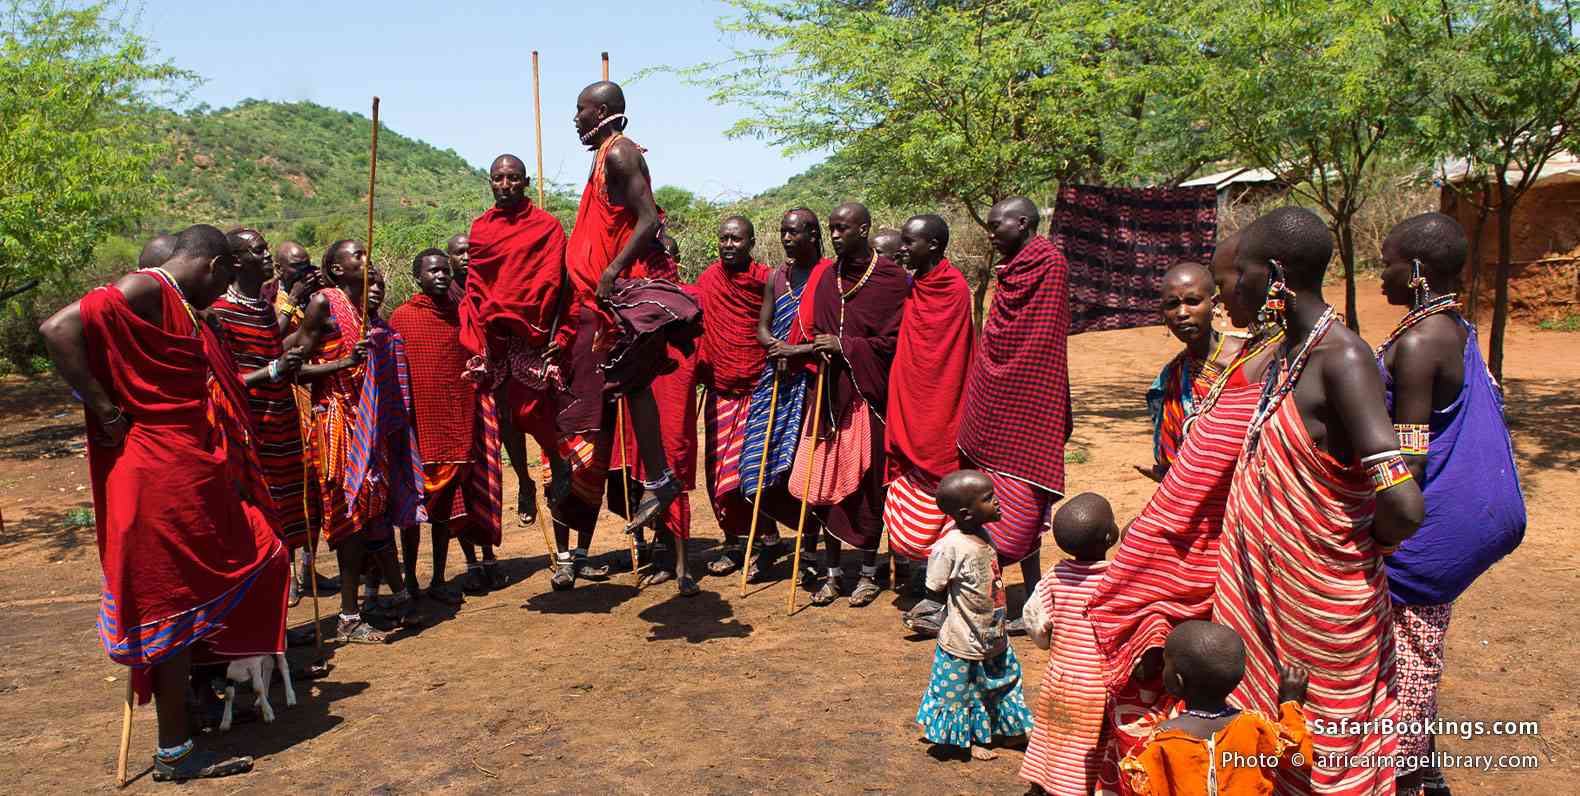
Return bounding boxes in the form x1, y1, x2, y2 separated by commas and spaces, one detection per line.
1214, 395, 1398, 795
958, 236, 1071, 496
1020, 559, 1113, 796
883, 469, 951, 562
209, 291, 310, 548
1051, 184, 1218, 335
976, 469, 1055, 565
704, 392, 752, 536
696, 260, 768, 395
464, 387, 503, 546
885, 259, 974, 483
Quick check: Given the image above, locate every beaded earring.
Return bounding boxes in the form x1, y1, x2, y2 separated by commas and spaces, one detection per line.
1255, 258, 1292, 329
1409, 258, 1430, 309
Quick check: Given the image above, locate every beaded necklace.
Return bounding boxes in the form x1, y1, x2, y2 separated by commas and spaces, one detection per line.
836, 249, 878, 335
1182, 706, 1240, 720
224, 283, 270, 312
1183, 327, 1287, 435
148, 267, 200, 337
1374, 293, 1461, 356
1246, 306, 1336, 453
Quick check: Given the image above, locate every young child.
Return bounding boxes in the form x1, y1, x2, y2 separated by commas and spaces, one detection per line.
1137, 262, 1245, 483
1120, 621, 1312, 795
1018, 492, 1120, 795
914, 470, 1034, 761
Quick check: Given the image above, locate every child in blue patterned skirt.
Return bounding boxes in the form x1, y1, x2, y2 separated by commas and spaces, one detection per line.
914, 469, 1034, 761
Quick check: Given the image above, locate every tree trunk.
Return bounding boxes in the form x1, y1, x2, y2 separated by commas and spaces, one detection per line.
973, 253, 991, 328
1466, 180, 1492, 322
1489, 188, 1514, 384
1337, 219, 1360, 333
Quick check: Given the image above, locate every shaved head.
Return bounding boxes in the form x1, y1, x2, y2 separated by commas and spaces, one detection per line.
720, 215, 755, 239
936, 470, 995, 517
579, 81, 627, 114
490, 154, 526, 175
138, 233, 178, 270
832, 202, 872, 227
1165, 620, 1246, 701
987, 196, 1041, 260
446, 233, 468, 256
1239, 207, 1333, 290
276, 240, 309, 264
991, 196, 1041, 230
1052, 492, 1116, 559
1163, 261, 1212, 289
828, 202, 872, 258
1383, 212, 1467, 281
172, 224, 229, 261
905, 214, 950, 250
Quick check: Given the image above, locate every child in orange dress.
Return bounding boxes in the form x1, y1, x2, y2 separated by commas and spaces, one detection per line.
1120, 621, 1312, 795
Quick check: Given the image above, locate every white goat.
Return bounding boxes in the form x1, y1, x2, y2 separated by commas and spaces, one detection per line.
217, 653, 296, 731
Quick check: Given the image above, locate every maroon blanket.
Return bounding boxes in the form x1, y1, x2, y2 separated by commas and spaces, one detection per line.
801, 252, 908, 420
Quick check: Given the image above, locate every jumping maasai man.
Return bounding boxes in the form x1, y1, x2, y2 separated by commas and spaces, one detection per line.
1375, 213, 1525, 796
311, 240, 427, 643
733, 208, 828, 582
560, 80, 701, 560
793, 201, 908, 608
461, 154, 567, 589
1213, 207, 1424, 795
1137, 261, 1246, 483
958, 196, 1071, 629
40, 224, 289, 782
883, 215, 974, 596
695, 216, 770, 578
1083, 233, 1286, 786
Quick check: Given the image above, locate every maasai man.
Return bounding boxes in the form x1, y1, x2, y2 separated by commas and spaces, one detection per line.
207, 229, 310, 570
137, 232, 177, 270
1213, 207, 1424, 795
793, 201, 908, 608
462, 154, 585, 587
1083, 233, 1286, 787
872, 227, 901, 266
40, 224, 288, 782
1375, 213, 1525, 796
695, 216, 770, 577
447, 233, 471, 292
883, 214, 974, 596
561, 80, 701, 542
389, 249, 479, 605
312, 240, 427, 642
1137, 261, 1246, 482
733, 208, 828, 582
959, 196, 1071, 628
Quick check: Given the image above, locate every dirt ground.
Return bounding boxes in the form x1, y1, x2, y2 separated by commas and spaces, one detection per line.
0, 276, 1573, 794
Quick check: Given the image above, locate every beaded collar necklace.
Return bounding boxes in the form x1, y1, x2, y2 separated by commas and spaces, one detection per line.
1246, 306, 1336, 453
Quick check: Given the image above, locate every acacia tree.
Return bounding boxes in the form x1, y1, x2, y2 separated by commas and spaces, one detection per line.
0, 1, 195, 300
683, 0, 1207, 321
1423, 0, 1580, 382
1179, 0, 1435, 332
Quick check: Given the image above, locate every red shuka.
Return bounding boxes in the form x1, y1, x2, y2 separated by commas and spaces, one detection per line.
886, 260, 975, 483
462, 201, 567, 356
564, 133, 667, 327
390, 293, 476, 464
695, 259, 769, 395
80, 273, 288, 695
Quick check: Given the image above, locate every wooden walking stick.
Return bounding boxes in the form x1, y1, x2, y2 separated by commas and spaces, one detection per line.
615, 398, 643, 584
362, 96, 380, 331
740, 369, 781, 596
787, 365, 826, 615
601, 51, 610, 81
531, 51, 547, 209
115, 679, 132, 786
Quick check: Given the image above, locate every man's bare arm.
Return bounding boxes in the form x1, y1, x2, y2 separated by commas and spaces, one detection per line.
39, 301, 118, 423
596, 140, 660, 300
1327, 339, 1424, 546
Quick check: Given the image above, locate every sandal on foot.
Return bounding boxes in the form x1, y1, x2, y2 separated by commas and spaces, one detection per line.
152, 748, 254, 782
550, 559, 576, 591
287, 576, 302, 608
389, 596, 423, 629
461, 567, 489, 596
622, 477, 682, 534
425, 585, 463, 606
849, 576, 882, 607
1006, 617, 1028, 637
483, 561, 508, 590
639, 569, 676, 588
517, 480, 540, 526
810, 577, 842, 607
573, 556, 611, 580
336, 619, 388, 644
677, 576, 701, 597
707, 548, 742, 576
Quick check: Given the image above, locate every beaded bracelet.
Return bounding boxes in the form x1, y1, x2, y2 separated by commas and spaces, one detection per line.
1362, 450, 1413, 493
1394, 423, 1430, 457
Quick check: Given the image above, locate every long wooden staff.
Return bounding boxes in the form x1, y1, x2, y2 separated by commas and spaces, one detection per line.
362, 96, 380, 332
302, 442, 327, 673
786, 365, 825, 615
115, 679, 132, 786
616, 399, 643, 584
740, 371, 781, 596
532, 51, 546, 209
601, 51, 610, 81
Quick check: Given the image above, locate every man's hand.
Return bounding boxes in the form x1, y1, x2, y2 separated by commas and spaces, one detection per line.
812, 334, 842, 357
1133, 464, 1166, 483
596, 270, 618, 303
1277, 663, 1311, 705
92, 405, 130, 448
348, 339, 369, 365
277, 349, 304, 377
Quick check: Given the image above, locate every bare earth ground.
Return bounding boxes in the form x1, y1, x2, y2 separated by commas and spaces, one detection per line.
0, 276, 1573, 794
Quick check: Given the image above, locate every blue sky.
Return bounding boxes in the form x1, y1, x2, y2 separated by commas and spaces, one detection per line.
136, 1, 823, 198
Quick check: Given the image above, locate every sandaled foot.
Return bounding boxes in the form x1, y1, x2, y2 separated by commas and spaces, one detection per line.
518, 481, 540, 526
574, 556, 611, 580
707, 548, 742, 576
969, 744, 998, 761
1006, 617, 1028, 637
849, 576, 882, 608
335, 619, 387, 644
810, 577, 842, 607
904, 599, 946, 637
425, 585, 463, 606
461, 567, 489, 596
550, 559, 576, 591
639, 568, 676, 588
483, 561, 508, 590
152, 747, 254, 782
622, 477, 682, 534
677, 575, 701, 597
390, 596, 423, 629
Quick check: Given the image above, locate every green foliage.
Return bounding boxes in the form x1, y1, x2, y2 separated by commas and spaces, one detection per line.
1537, 314, 1580, 332
64, 506, 94, 529
0, 0, 197, 298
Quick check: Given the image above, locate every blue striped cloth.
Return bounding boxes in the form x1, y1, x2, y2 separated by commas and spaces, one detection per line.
738, 284, 809, 498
